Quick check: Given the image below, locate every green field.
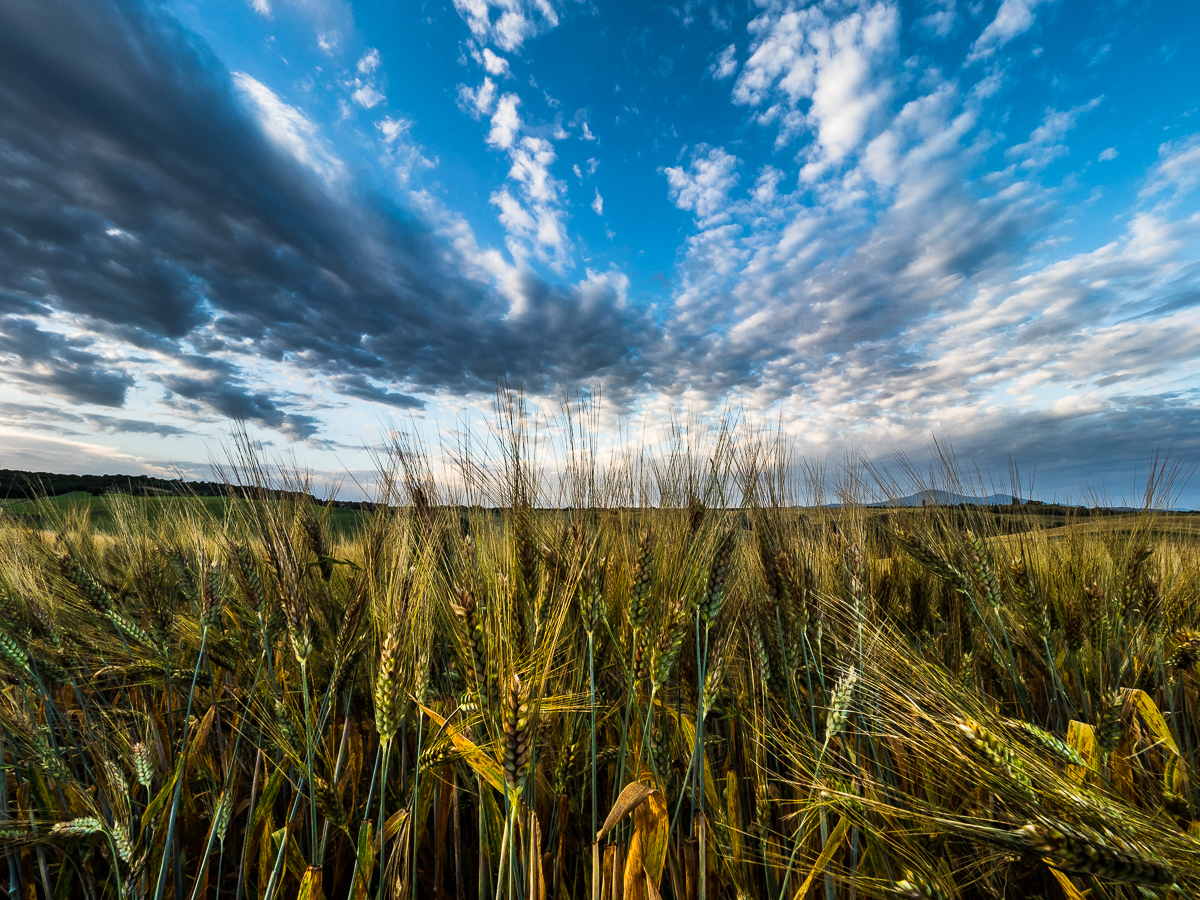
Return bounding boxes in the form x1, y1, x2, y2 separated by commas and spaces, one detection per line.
0, 491, 369, 536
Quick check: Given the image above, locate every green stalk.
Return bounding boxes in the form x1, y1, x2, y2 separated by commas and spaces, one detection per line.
152, 623, 208, 900
375, 740, 392, 900
299, 658, 318, 855
588, 632, 599, 900
346, 742, 383, 899
186, 658, 265, 900
318, 709, 354, 862
410, 710, 423, 899
234, 748, 264, 900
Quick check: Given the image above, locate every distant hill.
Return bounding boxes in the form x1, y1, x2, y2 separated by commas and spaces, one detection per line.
0, 468, 377, 509
873, 489, 1019, 508
0, 467, 222, 499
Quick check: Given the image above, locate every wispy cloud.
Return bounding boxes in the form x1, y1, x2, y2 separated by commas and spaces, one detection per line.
967, 0, 1052, 63
1141, 134, 1200, 199
233, 72, 346, 182
1005, 98, 1102, 170
709, 44, 737, 80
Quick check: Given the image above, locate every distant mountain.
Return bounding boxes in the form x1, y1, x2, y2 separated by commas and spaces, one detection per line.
873, 490, 1018, 508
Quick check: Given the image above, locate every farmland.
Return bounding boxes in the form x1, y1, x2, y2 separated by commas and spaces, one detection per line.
0, 427, 1199, 900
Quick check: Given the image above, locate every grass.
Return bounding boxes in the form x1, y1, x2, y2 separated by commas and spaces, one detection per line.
0, 401, 1198, 900
0, 493, 367, 537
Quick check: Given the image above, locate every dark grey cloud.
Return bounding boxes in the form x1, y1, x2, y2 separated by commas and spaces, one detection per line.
0, 0, 653, 442
0, 316, 133, 406
157, 374, 321, 442
329, 375, 425, 409
912, 394, 1200, 506
0, 401, 187, 437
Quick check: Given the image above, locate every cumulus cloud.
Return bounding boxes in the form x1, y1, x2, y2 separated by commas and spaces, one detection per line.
376, 117, 435, 183
649, 0, 1200, 498
159, 370, 321, 441
351, 82, 385, 108
591, 189, 603, 215
733, 0, 899, 164
357, 48, 381, 73
0, 0, 651, 445
487, 93, 522, 148
458, 77, 498, 117
495, 136, 571, 265
468, 83, 573, 267
664, 146, 742, 223
452, 0, 559, 53
482, 48, 510, 76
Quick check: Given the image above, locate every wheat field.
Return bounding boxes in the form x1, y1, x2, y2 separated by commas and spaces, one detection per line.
0, 404, 1198, 900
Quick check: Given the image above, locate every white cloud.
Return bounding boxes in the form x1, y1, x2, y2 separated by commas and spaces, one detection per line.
491, 154, 570, 266
1099, 147, 1118, 161
458, 77, 498, 117
581, 122, 597, 141
508, 136, 560, 204
573, 164, 582, 180
591, 189, 603, 215
487, 93, 522, 149
492, 188, 537, 239
710, 44, 738, 80
357, 48, 381, 73
232, 72, 344, 183
376, 117, 435, 182
251, 0, 271, 15
752, 165, 785, 203
733, 1, 900, 163
376, 116, 411, 143
1006, 98, 1101, 170
967, 0, 1051, 63
352, 82, 385, 108
919, 0, 956, 37
470, 90, 572, 267
663, 145, 741, 223
482, 48, 510, 76
1141, 134, 1200, 198
452, 0, 560, 53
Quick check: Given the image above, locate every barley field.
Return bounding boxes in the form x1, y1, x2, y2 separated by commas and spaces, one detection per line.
1, 411, 1199, 900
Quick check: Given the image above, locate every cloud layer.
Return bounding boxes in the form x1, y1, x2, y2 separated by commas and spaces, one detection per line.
0, 0, 650, 440
1, 0, 1198, 502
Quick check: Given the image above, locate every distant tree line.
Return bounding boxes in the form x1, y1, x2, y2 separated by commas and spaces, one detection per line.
0, 469, 379, 509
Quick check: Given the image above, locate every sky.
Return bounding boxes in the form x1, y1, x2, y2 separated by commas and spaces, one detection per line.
1, 0, 1199, 504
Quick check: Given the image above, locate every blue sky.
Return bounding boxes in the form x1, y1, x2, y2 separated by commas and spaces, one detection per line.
1, 0, 1199, 503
